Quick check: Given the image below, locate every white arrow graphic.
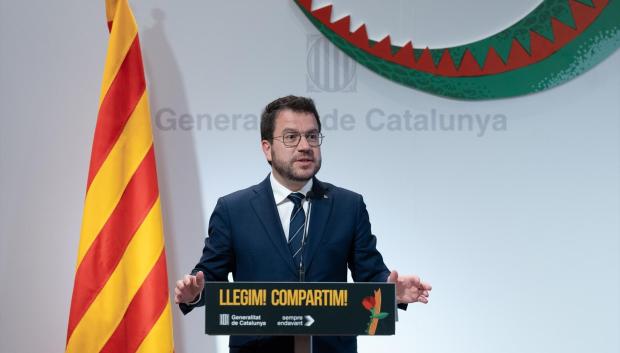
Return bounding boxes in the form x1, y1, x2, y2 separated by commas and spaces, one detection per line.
304, 315, 315, 327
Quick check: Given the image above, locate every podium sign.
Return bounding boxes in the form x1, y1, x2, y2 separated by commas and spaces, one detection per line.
204, 282, 395, 336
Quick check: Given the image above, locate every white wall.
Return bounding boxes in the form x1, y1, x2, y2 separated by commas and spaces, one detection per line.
1, 1, 618, 353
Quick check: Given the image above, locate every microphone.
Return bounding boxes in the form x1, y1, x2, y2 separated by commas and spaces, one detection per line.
306, 189, 324, 200
298, 191, 317, 282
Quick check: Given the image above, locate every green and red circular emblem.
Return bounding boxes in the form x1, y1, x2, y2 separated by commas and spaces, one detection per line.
295, 0, 620, 99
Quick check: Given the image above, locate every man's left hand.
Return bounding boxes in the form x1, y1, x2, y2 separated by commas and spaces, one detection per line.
387, 270, 432, 304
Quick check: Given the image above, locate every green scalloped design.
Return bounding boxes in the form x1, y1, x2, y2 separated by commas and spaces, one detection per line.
295, 0, 620, 100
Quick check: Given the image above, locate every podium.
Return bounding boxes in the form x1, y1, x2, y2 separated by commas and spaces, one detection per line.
204, 282, 396, 353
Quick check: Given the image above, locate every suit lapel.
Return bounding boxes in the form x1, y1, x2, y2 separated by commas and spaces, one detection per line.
250, 176, 299, 277
303, 179, 332, 272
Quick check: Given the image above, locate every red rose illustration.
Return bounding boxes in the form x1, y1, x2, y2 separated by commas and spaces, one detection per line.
362, 296, 376, 311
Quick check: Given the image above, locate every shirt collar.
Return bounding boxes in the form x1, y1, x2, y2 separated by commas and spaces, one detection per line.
270, 173, 313, 205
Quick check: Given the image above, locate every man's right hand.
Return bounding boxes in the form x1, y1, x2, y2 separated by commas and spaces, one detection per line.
174, 271, 205, 304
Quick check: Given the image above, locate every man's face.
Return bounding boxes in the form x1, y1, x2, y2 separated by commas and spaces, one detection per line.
261, 109, 322, 190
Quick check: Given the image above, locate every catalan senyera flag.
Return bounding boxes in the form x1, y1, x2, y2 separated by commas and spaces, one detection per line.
65, 1, 175, 352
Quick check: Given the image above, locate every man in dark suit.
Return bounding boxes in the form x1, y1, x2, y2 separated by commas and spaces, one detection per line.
175, 95, 432, 353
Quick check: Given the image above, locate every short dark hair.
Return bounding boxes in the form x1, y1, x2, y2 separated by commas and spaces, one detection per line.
260, 95, 321, 141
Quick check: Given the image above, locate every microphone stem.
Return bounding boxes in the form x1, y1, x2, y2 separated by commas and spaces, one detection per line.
299, 198, 312, 282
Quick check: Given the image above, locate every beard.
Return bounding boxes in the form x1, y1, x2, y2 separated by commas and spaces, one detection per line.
271, 151, 322, 183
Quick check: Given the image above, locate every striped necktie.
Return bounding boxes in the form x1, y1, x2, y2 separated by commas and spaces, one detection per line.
287, 192, 306, 268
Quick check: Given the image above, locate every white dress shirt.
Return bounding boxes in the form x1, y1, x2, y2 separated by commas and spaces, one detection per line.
270, 173, 313, 241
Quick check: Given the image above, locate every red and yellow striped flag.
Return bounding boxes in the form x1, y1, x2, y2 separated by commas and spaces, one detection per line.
66, 1, 175, 352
